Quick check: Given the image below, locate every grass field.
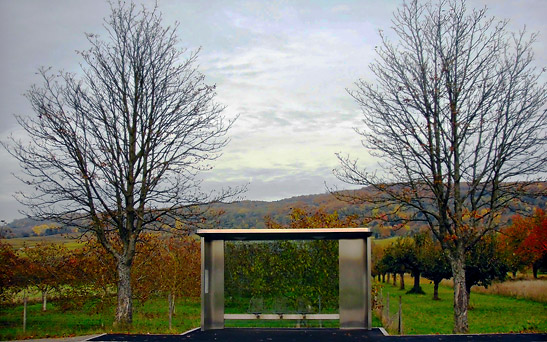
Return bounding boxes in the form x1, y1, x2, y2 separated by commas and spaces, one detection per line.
440, 277, 547, 303
4, 235, 394, 250
2, 280, 546, 340
0, 296, 200, 340
377, 278, 547, 335
2, 235, 84, 250
372, 236, 397, 247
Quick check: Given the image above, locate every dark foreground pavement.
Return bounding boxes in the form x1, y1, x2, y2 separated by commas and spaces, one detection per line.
87, 328, 547, 342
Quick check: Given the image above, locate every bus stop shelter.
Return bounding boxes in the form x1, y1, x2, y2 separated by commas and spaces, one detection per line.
196, 228, 373, 331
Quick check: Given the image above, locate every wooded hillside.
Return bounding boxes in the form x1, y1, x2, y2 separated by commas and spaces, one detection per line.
3, 184, 545, 239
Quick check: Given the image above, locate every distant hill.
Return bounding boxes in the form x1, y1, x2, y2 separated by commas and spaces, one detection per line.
211, 191, 366, 229
0, 217, 73, 239
2, 184, 546, 239
208, 183, 547, 237
0, 191, 370, 238
1, 217, 47, 238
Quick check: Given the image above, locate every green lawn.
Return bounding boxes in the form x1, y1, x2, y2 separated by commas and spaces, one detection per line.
0, 296, 200, 340
1, 281, 546, 340
376, 279, 547, 334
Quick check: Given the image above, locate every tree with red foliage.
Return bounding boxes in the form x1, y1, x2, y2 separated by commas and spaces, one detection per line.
23, 243, 72, 311
522, 210, 547, 257
0, 240, 21, 300
500, 208, 547, 278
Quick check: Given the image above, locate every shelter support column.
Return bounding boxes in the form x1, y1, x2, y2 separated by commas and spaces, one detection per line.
201, 238, 224, 330
339, 237, 371, 329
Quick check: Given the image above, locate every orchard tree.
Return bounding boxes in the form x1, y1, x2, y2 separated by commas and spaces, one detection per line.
132, 234, 200, 330
71, 239, 117, 300
379, 234, 428, 293
406, 233, 430, 294
371, 242, 385, 282
23, 243, 70, 311
421, 239, 452, 300
500, 208, 547, 278
520, 209, 547, 277
335, 0, 547, 332
390, 237, 413, 290
3, 1, 240, 325
379, 242, 409, 289
0, 240, 20, 301
464, 234, 507, 300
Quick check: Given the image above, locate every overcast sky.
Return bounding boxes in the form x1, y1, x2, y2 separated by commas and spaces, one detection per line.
0, 0, 545, 223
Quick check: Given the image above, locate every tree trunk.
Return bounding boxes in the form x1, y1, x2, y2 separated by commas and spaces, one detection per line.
408, 272, 424, 294
382, 273, 386, 283
532, 262, 538, 279
466, 283, 472, 303
42, 290, 47, 311
399, 273, 405, 290
450, 253, 469, 333
433, 281, 440, 300
115, 261, 133, 326
392, 273, 397, 286
387, 273, 390, 283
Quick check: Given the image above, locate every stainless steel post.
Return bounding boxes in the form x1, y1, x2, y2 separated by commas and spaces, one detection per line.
339, 238, 371, 329
201, 238, 224, 330
366, 236, 372, 329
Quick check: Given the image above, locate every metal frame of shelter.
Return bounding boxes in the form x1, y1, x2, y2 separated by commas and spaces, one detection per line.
196, 228, 373, 331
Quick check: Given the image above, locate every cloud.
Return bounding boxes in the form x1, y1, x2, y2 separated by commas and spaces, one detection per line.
200, 19, 378, 141
194, 19, 379, 191
200, 164, 356, 202
1, 0, 544, 222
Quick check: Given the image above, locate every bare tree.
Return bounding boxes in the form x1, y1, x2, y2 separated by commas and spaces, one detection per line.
334, 0, 546, 333
3, 1, 241, 325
